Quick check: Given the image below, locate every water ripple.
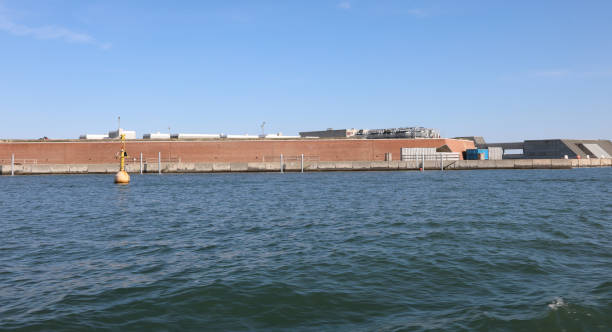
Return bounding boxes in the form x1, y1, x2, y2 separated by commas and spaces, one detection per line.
0, 169, 611, 331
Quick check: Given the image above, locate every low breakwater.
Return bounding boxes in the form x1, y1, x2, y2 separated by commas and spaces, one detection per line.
1, 159, 611, 175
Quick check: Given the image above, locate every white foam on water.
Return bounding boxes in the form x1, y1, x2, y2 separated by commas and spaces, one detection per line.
548, 297, 566, 310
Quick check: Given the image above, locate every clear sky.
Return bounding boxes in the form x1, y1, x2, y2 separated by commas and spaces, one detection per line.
1, 0, 611, 141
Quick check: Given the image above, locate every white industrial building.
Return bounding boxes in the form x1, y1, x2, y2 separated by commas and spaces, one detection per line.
143, 132, 171, 139
170, 133, 221, 139
79, 134, 108, 140
108, 128, 137, 139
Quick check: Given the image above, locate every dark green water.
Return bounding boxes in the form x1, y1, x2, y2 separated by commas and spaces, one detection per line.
1, 169, 611, 331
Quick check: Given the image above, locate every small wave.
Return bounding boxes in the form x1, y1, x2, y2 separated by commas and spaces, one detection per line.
547, 297, 566, 310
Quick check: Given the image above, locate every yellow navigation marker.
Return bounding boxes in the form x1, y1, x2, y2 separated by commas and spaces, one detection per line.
114, 133, 130, 184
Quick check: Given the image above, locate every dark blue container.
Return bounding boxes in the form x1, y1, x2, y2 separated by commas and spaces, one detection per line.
466, 149, 489, 160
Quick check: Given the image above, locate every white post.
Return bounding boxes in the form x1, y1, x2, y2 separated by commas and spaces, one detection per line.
158, 152, 161, 174
280, 154, 284, 173
422, 151, 425, 171
140, 152, 143, 174
301, 154, 304, 173
11, 153, 14, 176
441, 153, 443, 171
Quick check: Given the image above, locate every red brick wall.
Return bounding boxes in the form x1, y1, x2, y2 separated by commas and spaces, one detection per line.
0, 139, 474, 164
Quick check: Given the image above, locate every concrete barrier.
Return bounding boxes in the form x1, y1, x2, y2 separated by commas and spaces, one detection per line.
317, 161, 337, 171
370, 161, 390, 170
514, 160, 533, 169
303, 162, 318, 171
352, 161, 371, 170
2, 158, 610, 175
457, 160, 479, 169
551, 159, 572, 169
397, 161, 408, 169
265, 162, 281, 171
532, 159, 552, 169
176, 162, 196, 172
192, 163, 211, 172
476, 160, 497, 169
230, 162, 248, 172
284, 162, 301, 172
494, 160, 515, 169
335, 162, 353, 170
164, 163, 178, 172
212, 163, 230, 172
247, 162, 266, 172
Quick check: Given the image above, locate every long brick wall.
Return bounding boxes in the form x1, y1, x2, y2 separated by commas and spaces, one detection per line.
0, 139, 474, 164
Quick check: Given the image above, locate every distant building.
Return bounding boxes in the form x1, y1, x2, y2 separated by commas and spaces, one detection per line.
108, 128, 136, 140
259, 133, 301, 139
299, 127, 442, 139
299, 128, 357, 138
359, 127, 440, 139
79, 134, 108, 140
143, 132, 171, 139
170, 133, 221, 139
523, 139, 612, 159
474, 138, 612, 159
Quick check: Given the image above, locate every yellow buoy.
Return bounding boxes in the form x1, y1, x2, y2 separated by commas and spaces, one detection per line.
115, 170, 130, 184
114, 133, 130, 184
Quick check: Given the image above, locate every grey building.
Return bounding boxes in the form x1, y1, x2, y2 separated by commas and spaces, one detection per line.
484, 139, 612, 159
523, 139, 612, 159
458, 137, 612, 159
299, 129, 357, 138
300, 127, 440, 139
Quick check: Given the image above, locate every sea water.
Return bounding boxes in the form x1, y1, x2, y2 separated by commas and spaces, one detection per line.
1, 169, 611, 331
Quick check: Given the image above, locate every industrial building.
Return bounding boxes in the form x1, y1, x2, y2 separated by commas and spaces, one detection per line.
299, 128, 358, 138
458, 137, 612, 159
80, 128, 137, 140
299, 127, 439, 139
79, 134, 108, 140
358, 127, 440, 139
523, 139, 612, 159
0, 138, 475, 164
143, 132, 171, 140
108, 128, 136, 140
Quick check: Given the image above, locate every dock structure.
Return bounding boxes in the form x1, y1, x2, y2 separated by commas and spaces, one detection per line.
3, 137, 612, 175
1, 158, 610, 175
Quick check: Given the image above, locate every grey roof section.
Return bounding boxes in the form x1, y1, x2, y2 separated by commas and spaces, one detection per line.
485, 142, 524, 150
560, 139, 612, 158
299, 129, 349, 138
583, 144, 611, 158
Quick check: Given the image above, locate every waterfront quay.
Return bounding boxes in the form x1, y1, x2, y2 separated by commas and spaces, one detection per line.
2, 158, 611, 175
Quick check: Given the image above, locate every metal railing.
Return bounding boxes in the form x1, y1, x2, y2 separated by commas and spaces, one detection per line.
0, 158, 37, 165
262, 155, 319, 162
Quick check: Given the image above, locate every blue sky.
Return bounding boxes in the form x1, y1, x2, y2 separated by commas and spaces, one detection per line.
0, 0, 611, 141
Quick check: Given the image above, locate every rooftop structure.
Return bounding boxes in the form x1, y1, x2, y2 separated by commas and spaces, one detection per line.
299, 127, 439, 139
143, 132, 171, 140
359, 127, 440, 139
298, 128, 357, 138
259, 133, 301, 139
170, 133, 220, 139
79, 134, 108, 140
108, 128, 136, 140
